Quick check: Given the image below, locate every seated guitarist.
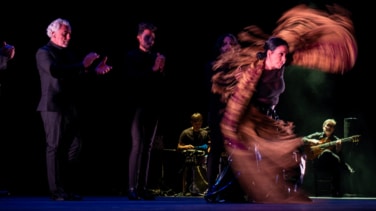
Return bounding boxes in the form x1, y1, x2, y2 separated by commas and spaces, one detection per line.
302, 118, 356, 197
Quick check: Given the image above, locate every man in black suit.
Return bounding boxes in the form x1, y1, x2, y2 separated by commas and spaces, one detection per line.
36, 18, 112, 201
0, 40, 15, 196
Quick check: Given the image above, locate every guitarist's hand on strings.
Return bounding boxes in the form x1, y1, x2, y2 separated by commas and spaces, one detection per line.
304, 139, 320, 145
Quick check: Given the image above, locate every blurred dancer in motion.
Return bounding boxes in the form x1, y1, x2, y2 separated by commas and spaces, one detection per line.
210, 3, 357, 203
205, 33, 239, 192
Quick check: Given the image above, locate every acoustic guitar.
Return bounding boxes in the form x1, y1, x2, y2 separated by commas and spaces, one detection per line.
303, 135, 360, 160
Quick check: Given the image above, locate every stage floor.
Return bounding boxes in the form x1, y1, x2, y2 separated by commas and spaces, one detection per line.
1, 196, 376, 211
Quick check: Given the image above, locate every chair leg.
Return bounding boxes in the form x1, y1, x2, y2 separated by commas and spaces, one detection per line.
314, 170, 318, 196
182, 167, 187, 194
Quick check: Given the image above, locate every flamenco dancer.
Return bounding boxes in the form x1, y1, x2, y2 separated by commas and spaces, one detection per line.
206, 3, 357, 203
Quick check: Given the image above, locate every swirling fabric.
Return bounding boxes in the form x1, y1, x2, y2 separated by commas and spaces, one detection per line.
274, 4, 357, 74
211, 3, 357, 203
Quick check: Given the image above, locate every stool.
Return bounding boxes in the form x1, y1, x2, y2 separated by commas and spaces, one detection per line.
181, 149, 208, 195
313, 169, 334, 196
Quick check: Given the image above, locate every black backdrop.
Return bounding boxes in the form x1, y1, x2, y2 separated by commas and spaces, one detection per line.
0, 0, 373, 196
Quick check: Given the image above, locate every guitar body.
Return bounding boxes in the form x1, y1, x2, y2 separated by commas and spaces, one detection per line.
303, 135, 360, 160
304, 138, 332, 160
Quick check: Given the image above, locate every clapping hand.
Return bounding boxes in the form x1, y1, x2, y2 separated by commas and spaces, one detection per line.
152, 53, 165, 72
1, 41, 15, 59
95, 56, 112, 75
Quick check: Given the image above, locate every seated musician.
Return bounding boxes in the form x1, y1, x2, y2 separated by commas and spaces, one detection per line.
302, 118, 357, 197
177, 112, 210, 196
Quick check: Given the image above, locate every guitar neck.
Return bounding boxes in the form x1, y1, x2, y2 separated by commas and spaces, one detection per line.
318, 136, 358, 148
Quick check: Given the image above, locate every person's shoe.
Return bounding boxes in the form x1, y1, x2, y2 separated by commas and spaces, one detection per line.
140, 189, 155, 200
127, 189, 140, 200
345, 163, 356, 174
184, 192, 191, 196
51, 195, 65, 201
190, 192, 204, 196
0, 189, 10, 197
51, 192, 68, 201
349, 167, 356, 174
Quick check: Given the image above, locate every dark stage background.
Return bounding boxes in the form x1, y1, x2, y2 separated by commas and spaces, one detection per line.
0, 0, 373, 197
